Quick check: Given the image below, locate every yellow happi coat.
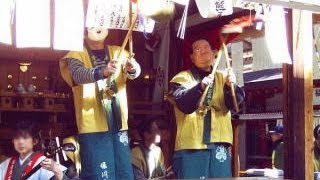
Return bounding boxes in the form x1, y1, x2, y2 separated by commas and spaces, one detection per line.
60, 46, 129, 134
170, 70, 233, 150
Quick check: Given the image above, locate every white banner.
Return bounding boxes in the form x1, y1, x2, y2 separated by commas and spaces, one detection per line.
86, 0, 155, 33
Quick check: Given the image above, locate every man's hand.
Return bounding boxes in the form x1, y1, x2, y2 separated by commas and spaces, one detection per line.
124, 57, 137, 74
226, 69, 236, 86
103, 60, 118, 77
201, 75, 214, 90
40, 158, 63, 180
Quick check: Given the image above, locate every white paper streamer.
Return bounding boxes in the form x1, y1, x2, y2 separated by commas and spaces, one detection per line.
176, 0, 189, 39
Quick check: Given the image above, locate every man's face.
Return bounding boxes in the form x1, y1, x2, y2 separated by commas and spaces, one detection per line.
13, 134, 36, 156
270, 133, 283, 142
190, 39, 216, 70
145, 122, 161, 144
87, 27, 108, 42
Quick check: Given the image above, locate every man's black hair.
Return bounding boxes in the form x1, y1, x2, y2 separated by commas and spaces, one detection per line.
190, 37, 213, 54
13, 120, 39, 140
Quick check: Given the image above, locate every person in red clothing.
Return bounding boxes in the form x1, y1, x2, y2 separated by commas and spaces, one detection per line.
0, 121, 68, 180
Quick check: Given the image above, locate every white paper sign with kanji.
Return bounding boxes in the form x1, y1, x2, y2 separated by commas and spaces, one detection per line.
86, 0, 155, 33
195, 0, 233, 18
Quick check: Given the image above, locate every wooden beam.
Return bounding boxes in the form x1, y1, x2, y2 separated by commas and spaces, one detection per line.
245, 0, 320, 13
283, 9, 314, 180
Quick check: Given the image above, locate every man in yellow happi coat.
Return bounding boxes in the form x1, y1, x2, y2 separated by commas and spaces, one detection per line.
170, 39, 245, 179
60, 27, 141, 180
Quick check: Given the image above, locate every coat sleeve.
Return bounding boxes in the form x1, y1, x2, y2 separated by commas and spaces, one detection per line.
0, 159, 9, 180
170, 82, 204, 114
131, 147, 148, 179
66, 58, 102, 85
133, 165, 148, 180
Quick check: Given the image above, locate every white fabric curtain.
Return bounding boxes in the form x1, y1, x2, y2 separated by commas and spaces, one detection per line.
54, 0, 84, 51
16, 0, 50, 47
0, 0, 14, 45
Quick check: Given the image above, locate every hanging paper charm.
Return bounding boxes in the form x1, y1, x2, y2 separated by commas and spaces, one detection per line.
195, 0, 233, 18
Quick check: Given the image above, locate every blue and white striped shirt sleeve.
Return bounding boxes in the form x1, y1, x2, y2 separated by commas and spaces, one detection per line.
66, 58, 104, 85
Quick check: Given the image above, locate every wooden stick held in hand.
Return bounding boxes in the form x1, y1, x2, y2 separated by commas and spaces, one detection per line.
198, 47, 223, 112
221, 40, 239, 113
116, 15, 138, 61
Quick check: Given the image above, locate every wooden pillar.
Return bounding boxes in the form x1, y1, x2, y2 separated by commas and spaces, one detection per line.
283, 9, 313, 180
232, 120, 244, 177
282, 8, 293, 179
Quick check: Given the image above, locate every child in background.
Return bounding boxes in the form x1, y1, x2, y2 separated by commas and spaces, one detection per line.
0, 120, 69, 180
